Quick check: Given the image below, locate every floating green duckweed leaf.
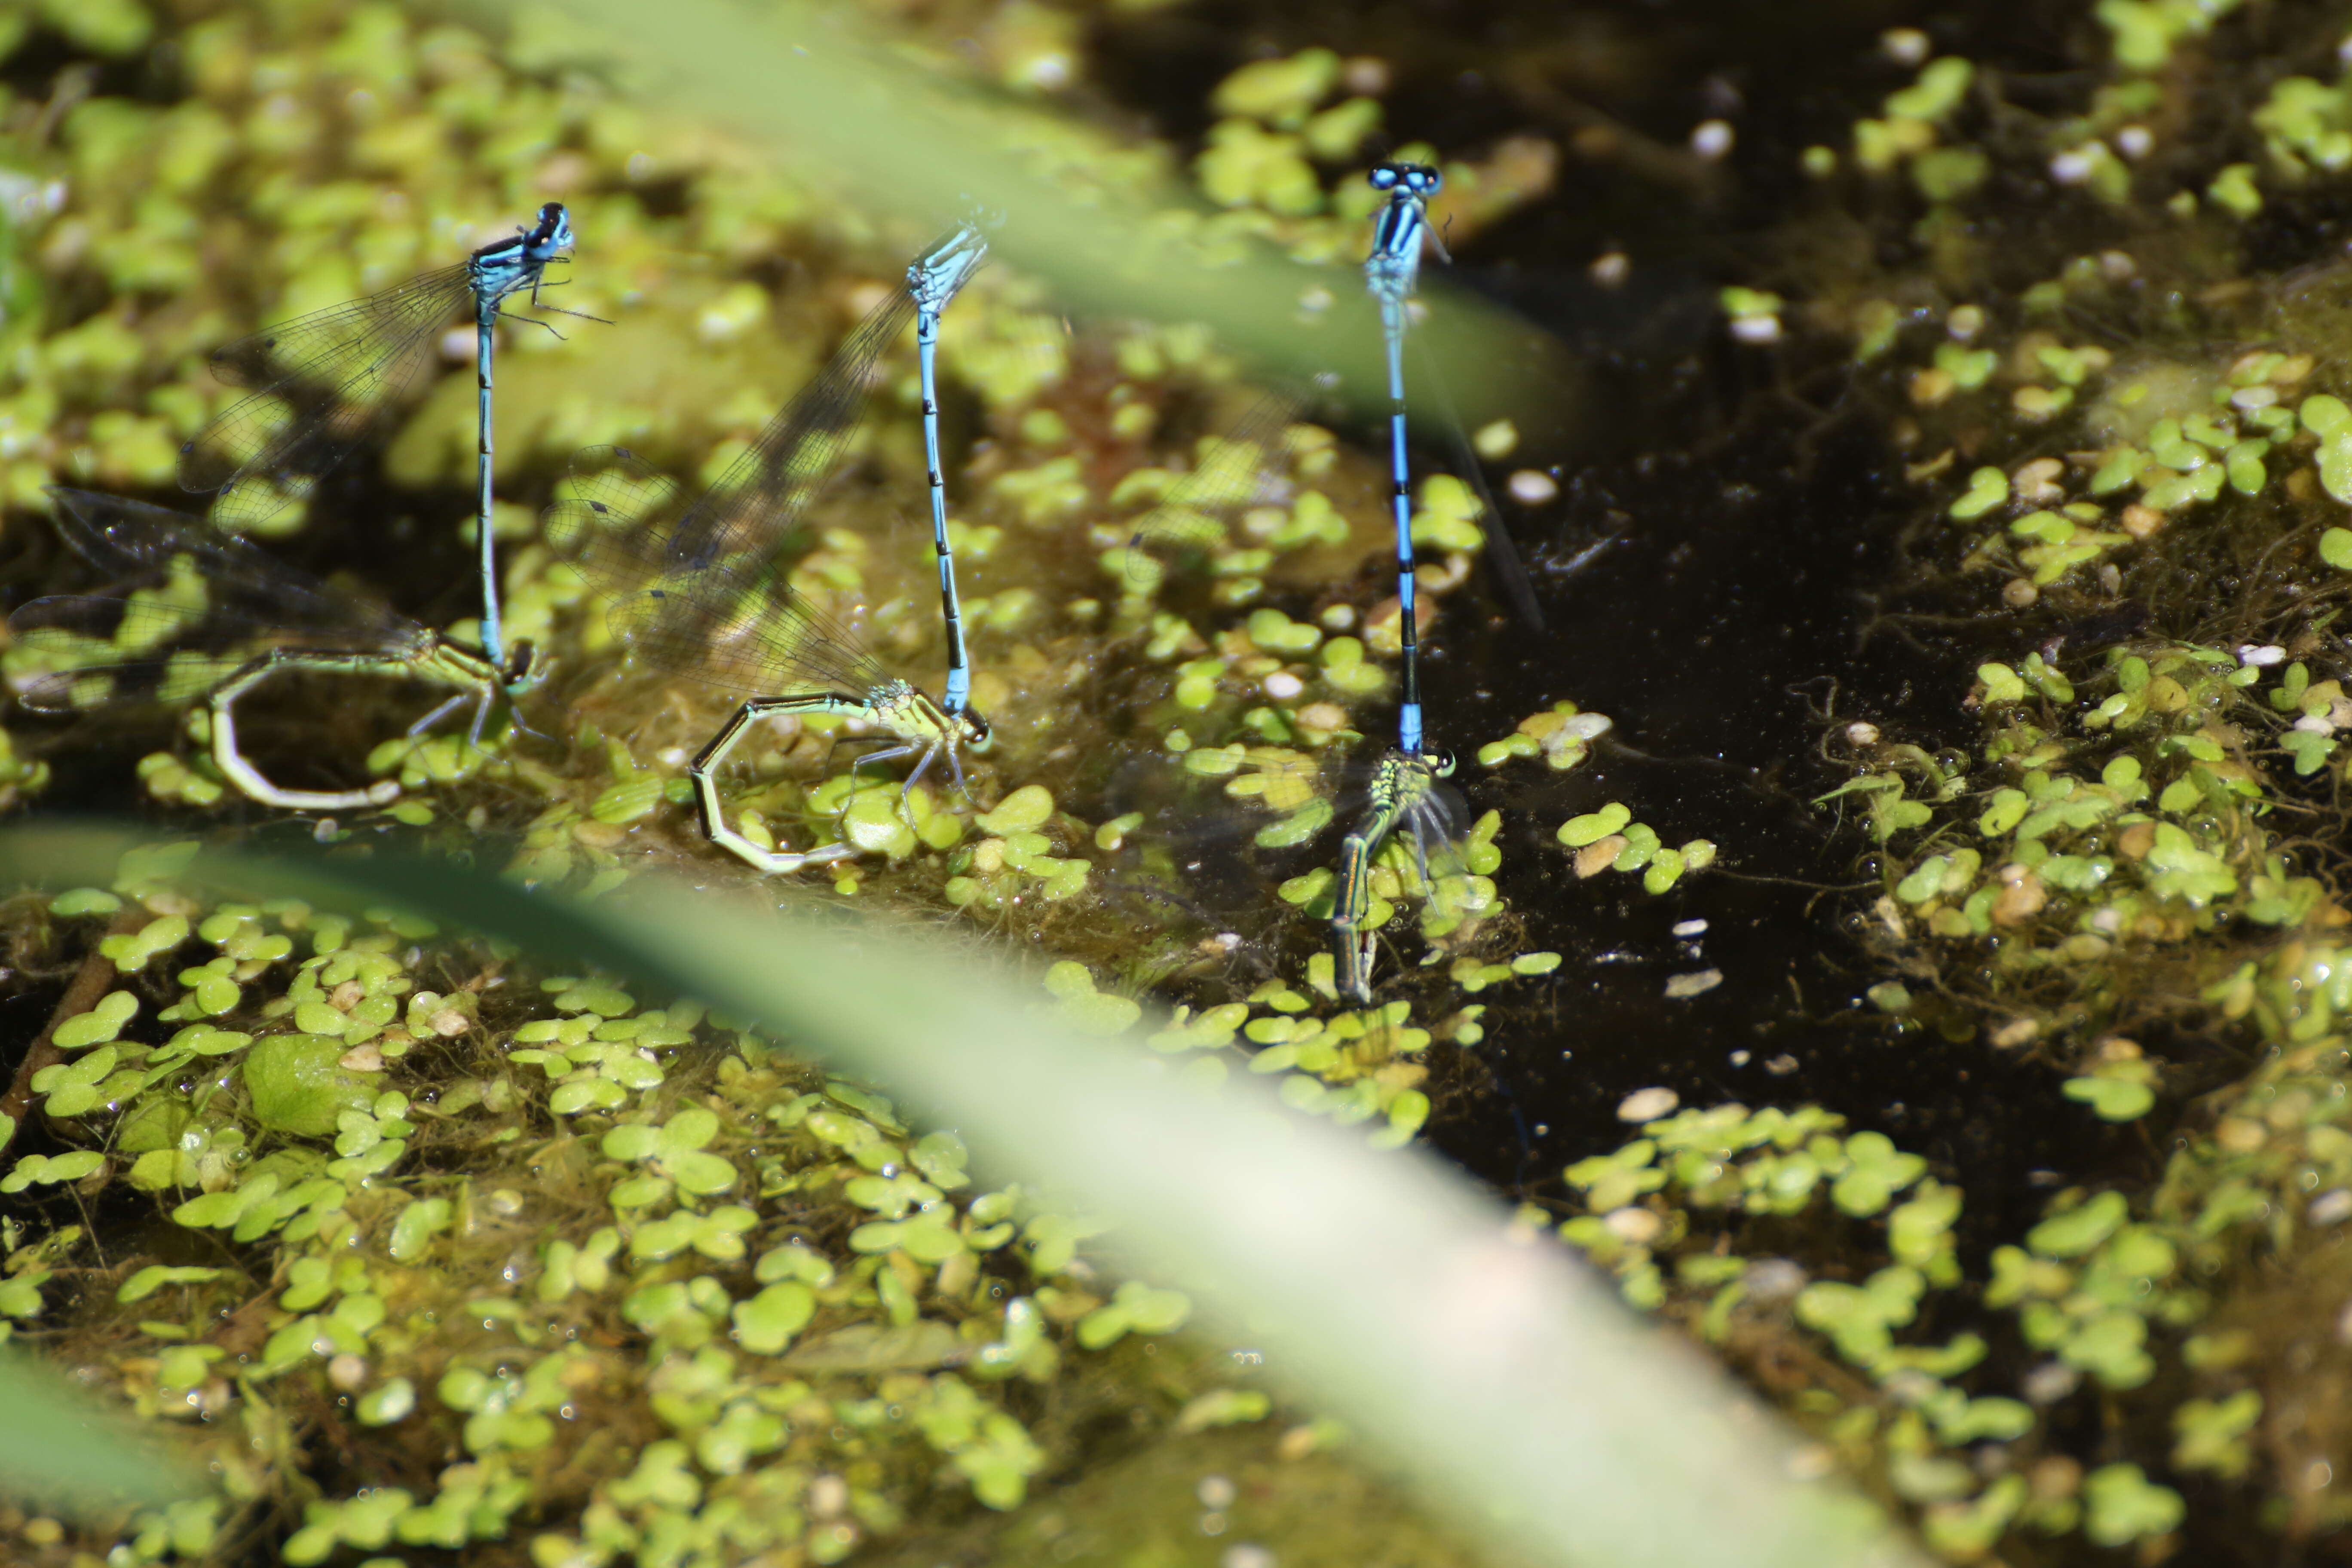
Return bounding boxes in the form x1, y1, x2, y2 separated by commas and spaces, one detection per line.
1559, 801, 1632, 848
2, 1150, 105, 1193
2062, 1074, 2155, 1121
116, 1265, 222, 1304
101, 913, 188, 973
2081, 1463, 2184, 1547
1075, 1280, 1193, 1350
977, 785, 1054, 835
53, 988, 138, 1049
2027, 1190, 2128, 1258
357, 1377, 416, 1427
1948, 466, 2007, 519
389, 1196, 452, 1260
33, 1045, 119, 1118
2171, 1389, 2261, 1479
243, 1034, 377, 1138
732, 1282, 816, 1354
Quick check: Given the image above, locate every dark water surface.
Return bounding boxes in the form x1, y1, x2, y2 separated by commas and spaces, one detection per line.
1086, 0, 2167, 1240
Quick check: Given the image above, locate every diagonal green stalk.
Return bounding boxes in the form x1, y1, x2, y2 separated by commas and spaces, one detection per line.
1, 824, 1917, 1568
0, 1349, 202, 1515
531, 0, 1574, 435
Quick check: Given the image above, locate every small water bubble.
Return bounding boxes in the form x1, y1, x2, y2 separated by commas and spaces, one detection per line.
1880, 28, 1931, 64
1616, 1086, 1679, 1122
1663, 968, 1723, 1000
1744, 1259, 1807, 1305
1508, 469, 1559, 504
2049, 145, 2105, 185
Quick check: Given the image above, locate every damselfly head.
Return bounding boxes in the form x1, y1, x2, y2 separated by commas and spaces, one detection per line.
945, 710, 983, 762
1369, 162, 1442, 200
527, 202, 573, 257
1424, 747, 1458, 779
911, 222, 991, 309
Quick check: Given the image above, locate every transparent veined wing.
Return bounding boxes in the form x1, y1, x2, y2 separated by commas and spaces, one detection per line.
6, 490, 425, 711
178, 264, 473, 530
544, 445, 699, 600
546, 448, 888, 699
1409, 332, 1546, 632
658, 286, 920, 576
1121, 377, 1348, 592
45, 490, 412, 640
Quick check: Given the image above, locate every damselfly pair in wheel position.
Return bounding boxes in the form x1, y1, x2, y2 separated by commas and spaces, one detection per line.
542, 220, 995, 873
1127, 162, 1541, 1001
10, 214, 998, 857
11, 205, 588, 807
14, 169, 1549, 1001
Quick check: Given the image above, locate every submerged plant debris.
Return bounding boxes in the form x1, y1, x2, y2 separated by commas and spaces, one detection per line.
17, 0, 2352, 1562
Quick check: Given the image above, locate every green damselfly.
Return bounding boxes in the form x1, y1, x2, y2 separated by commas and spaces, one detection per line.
545, 449, 988, 874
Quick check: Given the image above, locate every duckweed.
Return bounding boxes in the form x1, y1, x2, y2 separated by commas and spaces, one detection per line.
30, 0, 2352, 1560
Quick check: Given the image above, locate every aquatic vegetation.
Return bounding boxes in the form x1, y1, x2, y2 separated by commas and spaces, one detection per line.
33, 0, 2352, 1559
0, 4, 1596, 1561
2, 858, 1219, 1562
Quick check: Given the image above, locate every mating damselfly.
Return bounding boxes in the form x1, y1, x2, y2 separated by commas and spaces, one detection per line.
614, 221, 991, 717
1122, 162, 1544, 997
178, 202, 591, 671
1131, 741, 1486, 1002
1329, 747, 1467, 1001
545, 448, 989, 875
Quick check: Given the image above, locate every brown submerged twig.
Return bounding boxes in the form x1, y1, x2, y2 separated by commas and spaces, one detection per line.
0, 907, 144, 1156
